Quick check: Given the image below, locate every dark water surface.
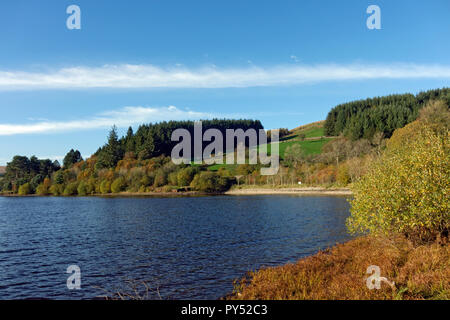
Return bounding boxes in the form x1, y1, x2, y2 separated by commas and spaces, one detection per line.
0, 195, 351, 299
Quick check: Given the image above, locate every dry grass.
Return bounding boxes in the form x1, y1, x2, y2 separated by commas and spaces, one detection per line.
229, 235, 449, 300
290, 120, 325, 133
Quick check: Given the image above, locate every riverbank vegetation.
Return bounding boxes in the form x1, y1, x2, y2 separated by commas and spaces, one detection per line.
230, 99, 449, 300
0, 88, 448, 197
230, 235, 449, 300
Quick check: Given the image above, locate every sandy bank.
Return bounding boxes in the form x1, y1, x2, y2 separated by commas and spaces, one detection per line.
224, 187, 353, 196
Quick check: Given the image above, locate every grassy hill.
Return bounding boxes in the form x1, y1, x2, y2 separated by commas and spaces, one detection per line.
289, 120, 326, 139
273, 120, 331, 159
208, 121, 332, 171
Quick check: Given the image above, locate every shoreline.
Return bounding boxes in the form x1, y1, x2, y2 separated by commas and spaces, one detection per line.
229, 235, 449, 300
225, 187, 353, 196
0, 187, 353, 198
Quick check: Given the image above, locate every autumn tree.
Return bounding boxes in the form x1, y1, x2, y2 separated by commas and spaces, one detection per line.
347, 102, 449, 242
283, 144, 306, 169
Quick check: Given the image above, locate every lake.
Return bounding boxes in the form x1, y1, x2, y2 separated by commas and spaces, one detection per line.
0, 195, 352, 299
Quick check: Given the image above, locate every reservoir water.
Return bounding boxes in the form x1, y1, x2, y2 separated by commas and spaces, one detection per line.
0, 195, 352, 299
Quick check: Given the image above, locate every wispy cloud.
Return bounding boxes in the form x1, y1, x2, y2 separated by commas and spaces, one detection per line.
0, 63, 449, 90
0, 105, 213, 136
290, 55, 300, 63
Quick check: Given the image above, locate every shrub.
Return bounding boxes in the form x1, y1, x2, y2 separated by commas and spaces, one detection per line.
168, 172, 178, 186
177, 167, 197, 186
36, 183, 48, 195
100, 180, 111, 194
35, 177, 51, 195
63, 182, 78, 196
347, 112, 449, 242
140, 175, 153, 188
190, 171, 230, 192
49, 184, 64, 196
18, 183, 32, 195
77, 181, 88, 196
111, 177, 127, 193
86, 178, 96, 195
336, 164, 350, 185
153, 170, 167, 188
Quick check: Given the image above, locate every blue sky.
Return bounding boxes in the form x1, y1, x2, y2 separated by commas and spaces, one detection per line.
0, 0, 449, 165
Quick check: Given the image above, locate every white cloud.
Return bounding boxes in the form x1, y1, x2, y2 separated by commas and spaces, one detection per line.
0, 63, 449, 90
0, 106, 213, 136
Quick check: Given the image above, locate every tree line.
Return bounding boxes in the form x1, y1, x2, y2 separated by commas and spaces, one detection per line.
324, 87, 450, 140
1, 89, 447, 196
94, 119, 264, 169
0, 119, 263, 194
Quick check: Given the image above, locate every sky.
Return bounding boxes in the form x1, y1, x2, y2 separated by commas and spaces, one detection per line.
0, 0, 449, 165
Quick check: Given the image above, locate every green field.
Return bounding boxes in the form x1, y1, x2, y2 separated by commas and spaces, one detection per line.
265, 138, 331, 159
207, 121, 331, 171
287, 121, 326, 139
303, 126, 325, 138
207, 137, 331, 171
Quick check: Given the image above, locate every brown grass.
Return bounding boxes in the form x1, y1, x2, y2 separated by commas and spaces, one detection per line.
229, 235, 449, 300
290, 120, 325, 133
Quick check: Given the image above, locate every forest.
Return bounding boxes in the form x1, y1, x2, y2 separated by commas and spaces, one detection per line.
94, 119, 264, 169
324, 87, 449, 140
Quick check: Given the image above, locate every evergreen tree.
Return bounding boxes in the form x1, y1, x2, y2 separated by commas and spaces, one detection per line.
63, 149, 83, 168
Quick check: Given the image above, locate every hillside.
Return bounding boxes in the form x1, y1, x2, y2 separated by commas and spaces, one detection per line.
290, 120, 326, 138
277, 120, 330, 159
259, 121, 331, 161
324, 87, 449, 140
2, 88, 448, 196
208, 121, 331, 171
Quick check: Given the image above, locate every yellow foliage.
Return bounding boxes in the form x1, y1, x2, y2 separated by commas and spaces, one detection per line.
347, 110, 450, 241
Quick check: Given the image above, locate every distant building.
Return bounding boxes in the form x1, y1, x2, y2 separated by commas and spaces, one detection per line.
0, 166, 6, 176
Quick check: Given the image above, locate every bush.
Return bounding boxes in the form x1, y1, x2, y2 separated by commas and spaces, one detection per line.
36, 183, 48, 195
18, 183, 32, 195
63, 182, 78, 196
111, 177, 127, 193
100, 180, 111, 194
190, 171, 231, 192
140, 175, 153, 188
35, 177, 52, 195
347, 111, 449, 242
177, 167, 198, 186
77, 181, 88, 196
168, 172, 178, 186
153, 170, 167, 188
336, 164, 350, 185
86, 178, 96, 195
49, 184, 64, 196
